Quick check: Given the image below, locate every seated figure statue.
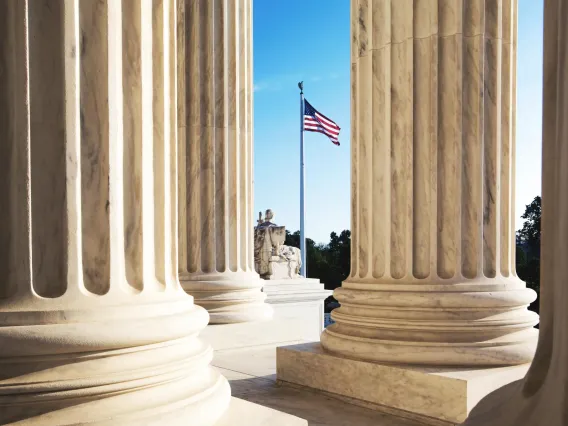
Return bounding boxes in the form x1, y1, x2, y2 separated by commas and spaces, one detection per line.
254, 209, 302, 280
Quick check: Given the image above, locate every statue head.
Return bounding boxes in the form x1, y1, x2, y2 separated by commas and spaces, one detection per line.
265, 209, 274, 222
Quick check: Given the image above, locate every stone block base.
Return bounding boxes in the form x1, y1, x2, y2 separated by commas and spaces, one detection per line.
215, 397, 307, 425
201, 302, 321, 350
276, 343, 530, 425
201, 280, 330, 351
263, 278, 331, 303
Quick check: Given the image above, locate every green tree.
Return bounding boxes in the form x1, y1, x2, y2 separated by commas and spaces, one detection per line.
284, 230, 328, 281
284, 229, 351, 289
516, 196, 541, 313
285, 229, 351, 311
324, 230, 351, 289
517, 196, 541, 253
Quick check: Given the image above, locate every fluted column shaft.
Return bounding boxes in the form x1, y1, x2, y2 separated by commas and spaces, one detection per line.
0, 1, 229, 424
322, 0, 538, 366
178, 0, 272, 323
466, 0, 568, 423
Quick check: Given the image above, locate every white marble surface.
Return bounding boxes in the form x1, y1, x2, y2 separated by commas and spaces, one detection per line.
254, 222, 286, 277
215, 357, 425, 426
263, 278, 332, 304
177, 0, 271, 324
212, 345, 282, 379
277, 343, 530, 425
268, 252, 302, 280
0, 2, 231, 424
464, 1, 568, 424
324, 0, 538, 368
201, 298, 326, 351
215, 397, 307, 426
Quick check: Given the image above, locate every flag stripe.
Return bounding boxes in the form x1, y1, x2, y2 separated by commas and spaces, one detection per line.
306, 114, 338, 130
305, 130, 339, 145
304, 122, 337, 135
306, 116, 339, 134
304, 125, 340, 142
305, 125, 338, 137
304, 125, 340, 143
303, 99, 341, 146
305, 115, 338, 129
314, 112, 338, 129
304, 120, 339, 137
305, 125, 339, 138
304, 120, 339, 138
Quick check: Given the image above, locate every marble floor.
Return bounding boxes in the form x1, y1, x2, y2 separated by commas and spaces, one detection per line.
212, 344, 428, 426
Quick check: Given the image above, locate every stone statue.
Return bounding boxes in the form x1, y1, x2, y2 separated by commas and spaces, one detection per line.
254, 209, 302, 280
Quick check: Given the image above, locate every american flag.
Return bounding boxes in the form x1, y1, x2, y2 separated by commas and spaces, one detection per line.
303, 99, 341, 146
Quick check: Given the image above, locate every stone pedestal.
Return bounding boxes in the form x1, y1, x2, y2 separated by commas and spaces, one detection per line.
278, 343, 529, 425
263, 278, 331, 304
265, 278, 332, 335
267, 256, 302, 280
0, 1, 231, 424
277, 0, 538, 423
177, 0, 271, 324
201, 278, 330, 352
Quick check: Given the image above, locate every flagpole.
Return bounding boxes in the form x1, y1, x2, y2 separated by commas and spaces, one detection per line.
298, 81, 307, 277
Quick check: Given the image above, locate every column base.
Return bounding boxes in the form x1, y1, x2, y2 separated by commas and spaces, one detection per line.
262, 278, 332, 305
181, 273, 273, 324
201, 280, 330, 351
327, 282, 539, 366
0, 295, 232, 425
276, 342, 531, 425
0, 371, 231, 426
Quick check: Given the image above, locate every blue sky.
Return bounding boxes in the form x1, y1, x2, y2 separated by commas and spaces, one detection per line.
253, 0, 543, 244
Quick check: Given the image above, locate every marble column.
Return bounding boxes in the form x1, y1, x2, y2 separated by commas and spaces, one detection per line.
0, 1, 230, 424
322, 0, 538, 366
177, 0, 272, 323
466, 0, 568, 423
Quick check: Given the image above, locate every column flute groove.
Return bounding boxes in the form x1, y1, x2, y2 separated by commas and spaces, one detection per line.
178, 0, 272, 324
0, 1, 230, 423
465, 1, 568, 422
322, 0, 538, 366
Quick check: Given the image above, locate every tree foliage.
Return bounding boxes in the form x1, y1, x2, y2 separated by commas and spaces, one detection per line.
285, 230, 351, 311
285, 230, 351, 290
516, 196, 541, 313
